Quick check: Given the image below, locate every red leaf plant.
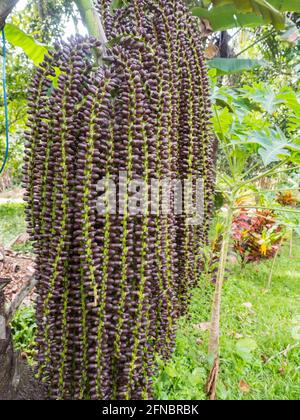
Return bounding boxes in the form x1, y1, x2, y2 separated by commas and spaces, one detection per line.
232, 209, 285, 264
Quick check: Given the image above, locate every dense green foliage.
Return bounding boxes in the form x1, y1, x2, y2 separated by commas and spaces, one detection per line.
11, 306, 36, 362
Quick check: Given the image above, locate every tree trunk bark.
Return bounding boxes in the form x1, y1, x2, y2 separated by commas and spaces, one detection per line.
0, 0, 19, 29
0, 283, 45, 400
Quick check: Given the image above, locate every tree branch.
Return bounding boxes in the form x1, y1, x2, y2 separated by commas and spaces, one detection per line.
0, 0, 19, 29
6, 276, 37, 323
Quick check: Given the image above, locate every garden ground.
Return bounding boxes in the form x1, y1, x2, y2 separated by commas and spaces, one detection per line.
155, 240, 300, 400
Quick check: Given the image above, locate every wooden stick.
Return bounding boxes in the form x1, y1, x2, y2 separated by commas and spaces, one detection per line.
6, 276, 37, 322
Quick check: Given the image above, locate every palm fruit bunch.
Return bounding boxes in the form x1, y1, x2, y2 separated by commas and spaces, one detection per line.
23, 0, 215, 400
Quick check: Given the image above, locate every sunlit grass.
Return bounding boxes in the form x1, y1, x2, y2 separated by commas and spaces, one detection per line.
154, 239, 300, 401
0, 202, 26, 247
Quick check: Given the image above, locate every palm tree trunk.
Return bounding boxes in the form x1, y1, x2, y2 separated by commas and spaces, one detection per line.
0, 282, 45, 400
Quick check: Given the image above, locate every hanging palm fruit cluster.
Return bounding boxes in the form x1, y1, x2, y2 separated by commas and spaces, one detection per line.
23, 0, 215, 400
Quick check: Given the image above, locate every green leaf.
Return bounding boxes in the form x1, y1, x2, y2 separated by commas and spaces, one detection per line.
243, 85, 286, 114
5, 23, 49, 66
245, 128, 300, 166
236, 338, 258, 361
291, 316, 300, 341
212, 0, 285, 29
269, 0, 300, 12
208, 58, 267, 75
213, 106, 234, 135
110, 0, 127, 13
165, 365, 177, 378
192, 5, 265, 31
189, 368, 205, 386
192, 0, 294, 31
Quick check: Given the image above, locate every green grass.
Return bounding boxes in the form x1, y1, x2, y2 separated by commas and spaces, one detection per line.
0, 203, 26, 246
154, 241, 300, 400
0, 202, 32, 252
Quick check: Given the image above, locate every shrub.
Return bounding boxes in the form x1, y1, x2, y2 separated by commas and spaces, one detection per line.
276, 191, 299, 207
232, 209, 285, 264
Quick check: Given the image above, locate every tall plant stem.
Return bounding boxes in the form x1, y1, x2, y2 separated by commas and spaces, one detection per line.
267, 238, 283, 290
74, 0, 107, 45
289, 229, 293, 258
206, 206, 233, 400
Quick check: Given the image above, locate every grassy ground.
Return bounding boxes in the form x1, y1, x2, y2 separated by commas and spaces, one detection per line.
1, 203, 299, 400
0, 202, 33, 252
0, 202, 26, 247
154, 241, 300, 400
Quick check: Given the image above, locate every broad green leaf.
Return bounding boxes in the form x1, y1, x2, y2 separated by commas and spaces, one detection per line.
269, 0, 300, 12
245, 128, 300, 166
208, 58, 267, 75
192, 5, 264, 31
277, 89, 300, 116
5, 23, 48, 66
243, 85, 286, 114
165, 365, 177, 378
258, 145, 290, 166
236, 338, 258, 362
212, 0, 285, 29
213, 107, 234, 135
110, 0, 127, 13
192, 0, 289, 31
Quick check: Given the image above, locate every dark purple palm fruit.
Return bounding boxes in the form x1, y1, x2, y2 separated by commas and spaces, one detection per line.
178, 1, 215, 288
95, 0, 113, 37
71, 69, 116, 400
152, 0, 214, 311
24, 0, 214, 401
111, 0, 180, 361
24, 36, 108, 400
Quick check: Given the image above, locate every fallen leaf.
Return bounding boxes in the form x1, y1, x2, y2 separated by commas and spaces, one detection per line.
278, 367, 285, 376
194, 322, 210, 332
204, 43, 219, 59
239, 379, 250, 394
200, 18, 213, 37
10, 232, 30, 248
261, 354, 268, 364
196, 338, 204, 346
